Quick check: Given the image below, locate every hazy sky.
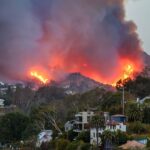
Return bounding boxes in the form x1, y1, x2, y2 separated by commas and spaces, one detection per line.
126, 0, 150, 54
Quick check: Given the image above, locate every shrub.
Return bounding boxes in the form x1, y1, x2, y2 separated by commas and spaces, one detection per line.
56, 139, 70, 150
76, 131, 90, 143
128, 121, 148, 134
116, 130, 129, 145
67, 130, 78, 141
80, 143, 91, 150
47, 140, 57, 150
66, 141, 82, 150
147, 138, 150, 148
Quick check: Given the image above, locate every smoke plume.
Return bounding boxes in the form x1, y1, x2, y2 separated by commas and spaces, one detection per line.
0, 0, 143, 84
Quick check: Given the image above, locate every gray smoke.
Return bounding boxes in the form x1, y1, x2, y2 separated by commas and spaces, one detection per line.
0, 0, 143, 83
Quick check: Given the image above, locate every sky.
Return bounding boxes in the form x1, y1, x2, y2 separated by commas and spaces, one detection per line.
125, 0, 150, 54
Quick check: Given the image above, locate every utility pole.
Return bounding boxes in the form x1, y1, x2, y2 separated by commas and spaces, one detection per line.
122, 86, 125, 115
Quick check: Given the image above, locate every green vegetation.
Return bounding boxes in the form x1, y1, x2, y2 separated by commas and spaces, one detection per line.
76, 131, 90, 143
90, 114, 105, 148
117, 76, 150, 98
1, 75, 150, 149
127, 122, 149, 134
127, 103, 143, 122
0, 112, 29, 143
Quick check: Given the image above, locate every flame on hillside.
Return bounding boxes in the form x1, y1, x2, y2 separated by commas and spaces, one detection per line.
111, 62, 135, 86
30, 71, 48, 84
28, 57, 142, 86
123, 64, 134, 79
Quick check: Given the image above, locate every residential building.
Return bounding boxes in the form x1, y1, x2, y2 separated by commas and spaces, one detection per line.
90, 114, 127, 146
64, 111, 94, 133
137, 96, 150, 104
0, 87, 8, 95
0, 99, 5, 108
73, 111, 94, 132
36, 130, 53, 147
111, 114, 127, 123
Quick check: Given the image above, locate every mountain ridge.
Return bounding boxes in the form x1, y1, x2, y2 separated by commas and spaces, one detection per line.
50, 72, 113, 94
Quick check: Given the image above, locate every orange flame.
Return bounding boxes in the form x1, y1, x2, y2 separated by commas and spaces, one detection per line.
30, 71, 48, 84
111, 63, 135, 86
123, 64, 134, 79
28, 56, 142, 86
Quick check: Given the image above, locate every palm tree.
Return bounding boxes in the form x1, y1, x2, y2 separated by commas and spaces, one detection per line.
101, 130, 116, 150
91, 114, 105, 149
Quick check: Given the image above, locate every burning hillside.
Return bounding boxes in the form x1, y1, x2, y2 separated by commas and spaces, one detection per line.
0, 0, 144, 85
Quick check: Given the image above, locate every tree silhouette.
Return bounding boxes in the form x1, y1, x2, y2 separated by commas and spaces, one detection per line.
101, 130, 115, 150
91, 114, 105, 149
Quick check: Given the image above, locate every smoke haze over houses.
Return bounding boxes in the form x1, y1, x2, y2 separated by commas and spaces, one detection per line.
0, 0, 144, 84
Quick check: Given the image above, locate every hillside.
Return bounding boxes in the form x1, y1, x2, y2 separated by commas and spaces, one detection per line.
51, 51, 150, 94
143, 51, 150, 66
141, 52, 150, 77
53, 73, 113, 94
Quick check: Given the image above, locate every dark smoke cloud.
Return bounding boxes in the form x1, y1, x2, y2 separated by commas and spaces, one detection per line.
0, 0, 143, 83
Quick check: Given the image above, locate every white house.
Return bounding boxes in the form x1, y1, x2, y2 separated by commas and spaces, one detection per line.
0, 99, 5, 107
73, 111, 94, 132
90, 115, 127, 146
64, 111, 94, 133
36, 130, 53, 147
137, 96, 150, 104
90, 122, 126, 145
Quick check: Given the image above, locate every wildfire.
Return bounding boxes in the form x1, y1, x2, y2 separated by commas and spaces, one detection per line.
123, 64, 134, 79
111, 63, 135, 86
28, 56, 142, 87
30, 71, 48, 84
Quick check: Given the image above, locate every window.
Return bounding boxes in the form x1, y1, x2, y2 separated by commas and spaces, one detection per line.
93, 132, 95, 138
87, 116, 90, 122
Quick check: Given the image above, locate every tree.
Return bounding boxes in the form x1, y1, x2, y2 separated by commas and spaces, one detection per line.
101, 92, 122, 114
30, 105, 62, 134
91, 114, 105, 149
34, 86, 66, 104
56, 139, 70, 150
121, 76, 150, 98
67, 130, 78, 141
76, 131, 90, 143
68, 141, 91, 150
22, 122, 40, 139
116, 78, 133, 93
147, 138, 150, 148
143, 106, 150, 124
127, 121, 147, 134
127, 103, 143, 122
11, 86, 34, 111
3, 86, 13, 106
0, 112, 29, 144
66, 141, 80, 150
116, 130, 128, 145
101, 130, 115, 150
